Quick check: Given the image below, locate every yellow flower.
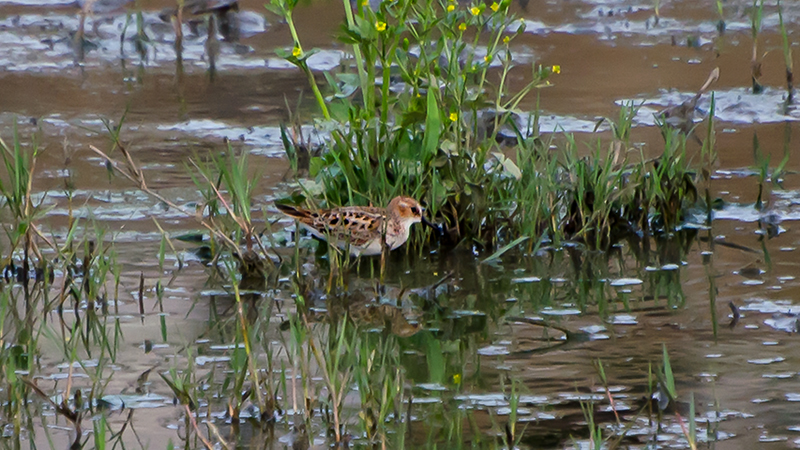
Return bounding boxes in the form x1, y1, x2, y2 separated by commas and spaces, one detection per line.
458, 22, 467, 31
447, 4, 455, 11
503, 36, 510, 44
361, 0, 368, 5
292, 46, 302, 57
453, 373, 462, 384
449, 112, 458, 122
490, 2, 499, 11
470, 6, 480, 15
375, 21, 387, 32
551, 64, 561, 74
484, 55, 492, 63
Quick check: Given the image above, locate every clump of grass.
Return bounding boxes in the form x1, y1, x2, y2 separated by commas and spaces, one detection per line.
571, 349, 706, 448
271, 0, 545, 244
0, 120, 53, 287
89, 115, 276, 285
646, 131, 697, 232
272, 0, 711, 257
188, 145, 273, 281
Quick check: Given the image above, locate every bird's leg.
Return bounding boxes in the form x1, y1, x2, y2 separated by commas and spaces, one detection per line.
379, 243, 387, 287
379, 222, 389, 286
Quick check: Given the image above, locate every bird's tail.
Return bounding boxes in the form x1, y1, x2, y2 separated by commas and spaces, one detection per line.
275, 202, 315, 221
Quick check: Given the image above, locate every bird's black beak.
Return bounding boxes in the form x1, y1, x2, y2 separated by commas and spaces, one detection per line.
422, 216, 444, 237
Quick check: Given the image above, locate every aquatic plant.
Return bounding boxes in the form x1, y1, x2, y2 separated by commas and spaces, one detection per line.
271, 0, 710, 257
271, 0, 546, 243
188, 146, 273, 280
89, 115, 277, 286
0, 120, 52, 284
752, 131, 768, 211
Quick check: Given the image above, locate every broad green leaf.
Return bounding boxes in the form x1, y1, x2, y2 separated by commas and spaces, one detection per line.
422, 79, 442, 157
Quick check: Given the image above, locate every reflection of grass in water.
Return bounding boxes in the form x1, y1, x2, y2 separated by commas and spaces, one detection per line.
574, 350, 701, 449
0, 226, 708, 449
0, 122, 711, 449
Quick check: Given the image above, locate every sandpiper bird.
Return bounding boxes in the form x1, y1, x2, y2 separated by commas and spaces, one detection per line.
276, 196, 438, 256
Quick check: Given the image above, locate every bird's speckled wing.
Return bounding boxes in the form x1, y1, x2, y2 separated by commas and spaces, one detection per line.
276, 203, 387, 249
310, 208, 386, 247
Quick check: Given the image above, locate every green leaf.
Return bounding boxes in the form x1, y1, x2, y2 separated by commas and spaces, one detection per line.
422, 79, 442, 157
309, 156, 325, 177
334, 73, 360, 98
426, 335, 445, 384
480, 236, 529, 265
662, 344, 677, 400
492, 152, 522, 180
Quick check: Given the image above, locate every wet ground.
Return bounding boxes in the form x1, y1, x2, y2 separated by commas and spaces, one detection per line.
3, 0, 800, 448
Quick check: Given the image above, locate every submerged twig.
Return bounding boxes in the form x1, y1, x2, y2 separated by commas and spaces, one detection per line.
23, 378, 82, 448
205, 421, 231, 450
728, 301, 741, 329
185, 404, 215, 450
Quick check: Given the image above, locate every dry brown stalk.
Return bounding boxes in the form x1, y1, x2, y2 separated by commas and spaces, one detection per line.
88, 144, 263, 256
185, 404, 216, 450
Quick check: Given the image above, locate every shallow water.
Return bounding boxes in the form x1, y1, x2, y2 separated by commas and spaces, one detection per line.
3, 0, 800, 448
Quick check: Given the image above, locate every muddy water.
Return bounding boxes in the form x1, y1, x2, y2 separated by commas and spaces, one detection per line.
3, 0, 800, 448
